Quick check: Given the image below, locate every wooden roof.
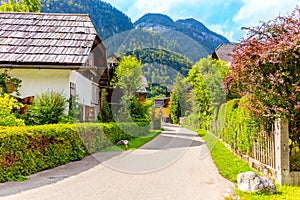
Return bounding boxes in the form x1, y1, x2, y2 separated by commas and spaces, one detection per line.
212, 44, 236, 63
0, 12, 99, 67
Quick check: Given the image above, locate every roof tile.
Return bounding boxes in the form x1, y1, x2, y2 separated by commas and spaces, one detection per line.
0, 12, 98, 65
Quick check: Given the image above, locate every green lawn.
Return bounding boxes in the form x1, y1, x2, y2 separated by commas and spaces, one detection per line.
195, 129, 300, 200
101, 129, 162, 152
202, 131, 256, 182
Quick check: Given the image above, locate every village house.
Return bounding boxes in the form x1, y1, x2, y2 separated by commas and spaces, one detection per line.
212, 43, 236, 64
0, 12, 108, 121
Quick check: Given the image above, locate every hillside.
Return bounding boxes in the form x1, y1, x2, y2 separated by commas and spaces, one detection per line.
39, 1, 231, 63
134, 13, 230, 54
103, 28, 208, 63
126, 48, 193, 76
40, 0, 133, 40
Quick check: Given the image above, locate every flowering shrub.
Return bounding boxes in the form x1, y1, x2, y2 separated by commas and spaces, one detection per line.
0, 94, 24, 126
225, 7, 300, 148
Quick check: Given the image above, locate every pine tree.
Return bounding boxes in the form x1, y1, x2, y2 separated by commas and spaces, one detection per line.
172, 73, 187, 116
169, 92, 181, 124
168, 73, 186, 124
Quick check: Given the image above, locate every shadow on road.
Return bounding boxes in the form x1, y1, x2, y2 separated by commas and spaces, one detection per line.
0, 151, 123, 197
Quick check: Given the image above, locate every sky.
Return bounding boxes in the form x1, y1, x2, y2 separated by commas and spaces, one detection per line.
102, 0, 300, 42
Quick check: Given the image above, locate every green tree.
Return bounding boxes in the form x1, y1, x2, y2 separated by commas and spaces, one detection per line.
196, 56, 228, 108
186, 64, 212, 129
0, 0, 40, 12
24, 0, 40, 12
225, 7, 300, 149
172, 73, 187, 115
169, 92, 181, 124
190, 56, 228, 128
168, 73, 187, 124
112, 55, 142, 98
111, 55, 150, 121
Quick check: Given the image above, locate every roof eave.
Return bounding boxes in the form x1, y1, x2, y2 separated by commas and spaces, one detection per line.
0, 64, 97, 70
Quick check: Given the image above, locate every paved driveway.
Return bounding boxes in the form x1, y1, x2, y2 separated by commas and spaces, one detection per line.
0, 124, 233, 200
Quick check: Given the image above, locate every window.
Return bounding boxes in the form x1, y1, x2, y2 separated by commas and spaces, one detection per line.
70, 82, 76, 96
91, 83, 99, 105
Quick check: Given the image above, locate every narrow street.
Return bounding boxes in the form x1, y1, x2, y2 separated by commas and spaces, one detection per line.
0, 124, 233, 200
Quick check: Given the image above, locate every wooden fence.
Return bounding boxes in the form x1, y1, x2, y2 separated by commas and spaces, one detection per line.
249, 119, 300, 185
251, 125, 276, 169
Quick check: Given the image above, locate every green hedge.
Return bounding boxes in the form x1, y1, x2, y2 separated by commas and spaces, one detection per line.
0, 124, 84, 182
0, 122, 150, 182
215, 97, 258, 155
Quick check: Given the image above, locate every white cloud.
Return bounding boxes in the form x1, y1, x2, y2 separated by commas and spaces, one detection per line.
234, 0, 300, 27
126, 0, 201, 21
103, 0, 300, 41
208, 24, 235, 42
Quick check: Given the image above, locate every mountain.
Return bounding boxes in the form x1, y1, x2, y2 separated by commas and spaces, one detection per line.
134, 13, 175, 28
39, 1, 231, 64
134, 13, 230, 54
126, 48, 193, 90
40, 0, 133, 40
126, 48, 193, 76
103, 28, 208, 63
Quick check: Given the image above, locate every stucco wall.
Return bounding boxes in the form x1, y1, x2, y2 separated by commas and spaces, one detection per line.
70, 71, 98, 107
2, 69, 71, 99
70, 71, 99, 120
1, 68, 99, 120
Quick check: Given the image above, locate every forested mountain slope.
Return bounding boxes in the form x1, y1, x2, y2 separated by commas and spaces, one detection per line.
40, 0, 133, 40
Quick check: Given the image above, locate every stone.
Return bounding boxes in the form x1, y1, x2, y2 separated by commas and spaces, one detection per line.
237, 171, 277, 194
116, 140, 130, 148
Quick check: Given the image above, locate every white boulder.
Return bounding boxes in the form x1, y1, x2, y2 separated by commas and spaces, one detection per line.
237, 171, 276, 194
116, 140, 130, 148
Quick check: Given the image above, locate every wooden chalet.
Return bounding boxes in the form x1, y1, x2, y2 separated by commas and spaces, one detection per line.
0, 12, 109, 121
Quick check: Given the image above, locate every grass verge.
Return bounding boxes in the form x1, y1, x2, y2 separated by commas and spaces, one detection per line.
201, 130, 256, 182
101, 129, 162, 152
195, 129, 300, 200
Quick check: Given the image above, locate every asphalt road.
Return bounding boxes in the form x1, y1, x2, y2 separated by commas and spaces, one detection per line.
0, 124, 234, 200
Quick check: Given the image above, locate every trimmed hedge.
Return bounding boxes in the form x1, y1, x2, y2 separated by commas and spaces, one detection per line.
0, 122, 150, 182
214, 97, 259, 155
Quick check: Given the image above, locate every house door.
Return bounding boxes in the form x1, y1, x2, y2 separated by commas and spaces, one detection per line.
85, 106, 95, 121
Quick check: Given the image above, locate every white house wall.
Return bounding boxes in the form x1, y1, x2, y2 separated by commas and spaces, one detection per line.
70, 71, 91, 106
1, 69, 99, 120
70, 70, 100, 120
2, 69, 71, 99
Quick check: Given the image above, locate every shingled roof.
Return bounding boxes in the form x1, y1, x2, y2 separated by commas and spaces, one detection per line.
0, 12, 99, 68
212, 44, 236, 63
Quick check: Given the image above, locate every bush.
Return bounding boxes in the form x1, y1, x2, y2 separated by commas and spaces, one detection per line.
0, 122, 150, 182
0, 94, 25, 126
25, 91, 66, 125
216, 97, 258, 155
98, 97, 113, 123
183, 114, 200, 129
58, 114, 75, 124
0, 124, 85, 182
116, 122, 150, 137
128, 96, 152, 123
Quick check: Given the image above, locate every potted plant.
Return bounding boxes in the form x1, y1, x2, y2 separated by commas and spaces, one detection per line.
0, 70, 22, 94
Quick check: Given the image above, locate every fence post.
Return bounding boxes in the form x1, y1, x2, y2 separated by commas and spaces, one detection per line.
274, 118, 290, 185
